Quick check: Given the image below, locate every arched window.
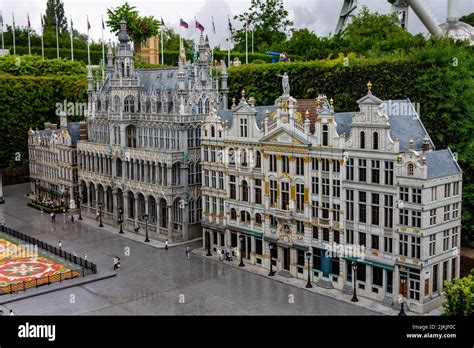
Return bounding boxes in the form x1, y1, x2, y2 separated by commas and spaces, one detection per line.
204, 99, 209, 113
255, 213, 262, 225
242, 180, 249, 202
373, 132, 379, 150
255, 151, 262, 169
125, 125, 137, 148
231, 208, 237, 220
360, 131, 366, 149
322, 125, 329, 146
114, 96, 121, 112
407, 163, 414, 176
124, 96, 135, 113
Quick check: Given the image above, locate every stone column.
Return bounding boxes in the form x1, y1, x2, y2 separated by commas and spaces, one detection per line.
113, 190, 118, 220
167, 165, 172, 187
86, 182, 91, 212
144, 161, 149, 184
167, 204, 174, 241
182, 201, 189, 240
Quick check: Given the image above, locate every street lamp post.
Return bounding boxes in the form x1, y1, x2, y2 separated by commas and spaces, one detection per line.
351, 262, 359, 302
206, 231, 212, 256
239, 235, 245, 267
143, 214, 149, 242
98, 203, 103, 227
118, 207, 124, 234
268, 243, 275, 276
305, 251, 313, 288
77, 196, 82, 220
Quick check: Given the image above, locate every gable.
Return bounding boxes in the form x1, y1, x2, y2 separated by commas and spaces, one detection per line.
260, 126, 309, 146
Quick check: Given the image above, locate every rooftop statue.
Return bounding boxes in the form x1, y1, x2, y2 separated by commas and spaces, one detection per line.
277, 72, 290, 95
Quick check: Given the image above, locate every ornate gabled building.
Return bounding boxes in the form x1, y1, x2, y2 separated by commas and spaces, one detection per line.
201, 80, 462, 314
28, 113, 85, 207
77, 20, 226, 241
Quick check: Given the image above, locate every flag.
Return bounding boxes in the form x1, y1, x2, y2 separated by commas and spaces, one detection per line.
211, 16, 216, 34
0, 11, 3, 34
55, 14, 58, 28
70, 18, 73, 31
27, 13, 31, 29
161, 17, 165, 27
87, 17, 91, 31
228, 16, 233, 33
180, 18, 188, 28
40, 15, 43, 29
102, 16, 105, 30
195, 19, 204, 32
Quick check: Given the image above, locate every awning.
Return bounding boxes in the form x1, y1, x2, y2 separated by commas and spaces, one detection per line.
343, 256, 394, 271
240, 227, 263, 239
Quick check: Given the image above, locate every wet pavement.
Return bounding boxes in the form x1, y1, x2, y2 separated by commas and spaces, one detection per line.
0, 183, 378, 315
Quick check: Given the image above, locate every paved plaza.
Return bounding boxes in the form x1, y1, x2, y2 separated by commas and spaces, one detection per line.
0, 183, 378, 315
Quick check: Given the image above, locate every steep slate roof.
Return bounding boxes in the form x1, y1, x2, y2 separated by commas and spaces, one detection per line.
424, 149, 462, 179
67, 122, 81, 145
334, 99, 435, 152
138, 68, 179, 93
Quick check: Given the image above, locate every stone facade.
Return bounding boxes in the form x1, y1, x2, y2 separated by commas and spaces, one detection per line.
201, 83, 462, 314
77, 20, 226, 242
27, 114, 84, 207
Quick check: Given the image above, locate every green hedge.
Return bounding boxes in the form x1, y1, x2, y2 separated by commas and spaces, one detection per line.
8, 46, 104, 66
0, 54, 87, 76
0, 74, 87, 169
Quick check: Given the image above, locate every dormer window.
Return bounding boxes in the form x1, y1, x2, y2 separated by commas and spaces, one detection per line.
360, 131, 366, 149
407, 163, 414, 176
322, 125, 329, 146
240, 118, 248, 138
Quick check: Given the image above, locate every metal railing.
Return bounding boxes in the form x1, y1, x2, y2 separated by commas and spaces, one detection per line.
0, 225, 98, 295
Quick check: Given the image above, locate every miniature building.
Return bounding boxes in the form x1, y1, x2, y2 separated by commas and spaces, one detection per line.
77, 20, 226, 242
27, 113, 84, 208
201, 80, 462, 314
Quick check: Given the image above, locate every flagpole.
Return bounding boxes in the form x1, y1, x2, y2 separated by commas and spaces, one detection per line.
0, 11, 4, 50
12, 13, 16, 55
245, 21, 248, 64
160, 28, 164, 65
227, 16, 231, 65
70, 18, 74, 61
252, 29, 254, 54
87, 15, 91, 67
101, 15, 105, 69
27, 14, 31, 54
55, 14, 59, 59
40, 14, 44, 59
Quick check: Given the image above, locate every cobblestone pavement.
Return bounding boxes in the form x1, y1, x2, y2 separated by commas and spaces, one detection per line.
0, 183, 379, 315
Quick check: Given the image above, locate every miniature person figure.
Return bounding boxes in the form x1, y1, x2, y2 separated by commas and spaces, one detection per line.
186, 246, 191, 260
58, 241, 62, 250
113, 256, 118, 271
276, 72, 290, 95
165, 239, 169, 250
9, 309, 14, 316
70, 214, 75, 224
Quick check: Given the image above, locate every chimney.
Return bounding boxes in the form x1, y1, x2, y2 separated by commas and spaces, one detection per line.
422, 136, 430, 152
79, 122, 88, 140
59, 111, 68, 129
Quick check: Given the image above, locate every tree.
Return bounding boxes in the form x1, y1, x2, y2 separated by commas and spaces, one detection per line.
43, 0, 68, 34
339, 6, 425, 55
233, 0, 293, 53
162, 27, 193, 51
460, 12, 474, 26
442, 272, 474, 316
106, 2, 159, 44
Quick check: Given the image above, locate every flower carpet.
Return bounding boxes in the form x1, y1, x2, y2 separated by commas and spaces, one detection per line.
0, 238, 80, 294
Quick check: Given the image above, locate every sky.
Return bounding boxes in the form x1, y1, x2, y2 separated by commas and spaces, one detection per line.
1, 0, 473, 48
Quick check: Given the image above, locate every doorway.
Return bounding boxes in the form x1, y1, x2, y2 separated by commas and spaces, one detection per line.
283, 248, 290, 270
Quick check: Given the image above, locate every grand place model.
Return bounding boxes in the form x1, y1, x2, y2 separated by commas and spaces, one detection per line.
200, 78, 462, 314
